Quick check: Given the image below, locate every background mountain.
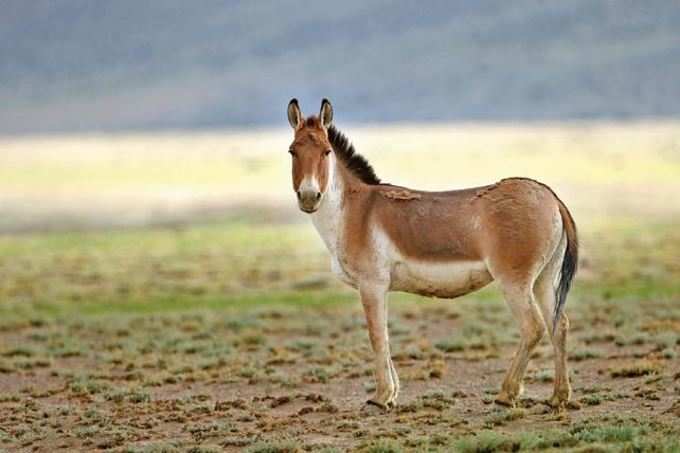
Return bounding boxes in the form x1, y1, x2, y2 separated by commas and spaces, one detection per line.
2, 0, 680, 134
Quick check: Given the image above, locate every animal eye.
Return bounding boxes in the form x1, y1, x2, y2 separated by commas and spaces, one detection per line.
324, 149, 331, 156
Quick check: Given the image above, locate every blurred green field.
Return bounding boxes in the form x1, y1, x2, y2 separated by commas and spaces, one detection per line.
0, 123, 679, 451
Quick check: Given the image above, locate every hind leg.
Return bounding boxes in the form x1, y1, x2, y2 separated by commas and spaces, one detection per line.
495, 283, 546, 407
534, 258, 572, 408
479, 189, 564, 406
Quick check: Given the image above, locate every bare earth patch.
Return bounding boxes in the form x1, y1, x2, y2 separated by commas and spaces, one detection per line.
0, 298, 679, 451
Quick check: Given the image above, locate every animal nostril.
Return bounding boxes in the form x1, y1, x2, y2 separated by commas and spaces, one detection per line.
315, 192, 321, 201
296, 191, 302, 200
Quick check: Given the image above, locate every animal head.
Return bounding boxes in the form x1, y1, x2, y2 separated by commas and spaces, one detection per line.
287, 98, 334, 213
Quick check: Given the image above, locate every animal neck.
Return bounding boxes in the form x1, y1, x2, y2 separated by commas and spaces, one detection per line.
309, 153, 350, 254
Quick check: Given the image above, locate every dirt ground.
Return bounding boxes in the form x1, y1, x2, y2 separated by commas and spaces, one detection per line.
0, 219, 678, 452
1, 294, 679, 452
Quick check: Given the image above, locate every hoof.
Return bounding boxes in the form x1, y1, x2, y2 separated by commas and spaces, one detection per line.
494, 394, 516, 408
362, 399, 390, 413
362, 399, 388, 412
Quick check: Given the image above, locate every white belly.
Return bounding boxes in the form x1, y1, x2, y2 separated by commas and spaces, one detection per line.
390, 259, 493, 298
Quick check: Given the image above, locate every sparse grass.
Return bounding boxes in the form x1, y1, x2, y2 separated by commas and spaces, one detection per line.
361, 439, 404, 453
435, 339, 466, 353
518, 429, 580, 450
580, 394, 603, 406
610, 361, 663, 378
533, 369, 554, 383
246, 439, 301, 453
571, 349, 603, 361
455, 421, 664, 452
661, 348, 677, 359
68, 376, 111, 395
456, 430, 516, 453
483, 408, 526, 427
124, 443, 182, 453
572, 423, 641, 443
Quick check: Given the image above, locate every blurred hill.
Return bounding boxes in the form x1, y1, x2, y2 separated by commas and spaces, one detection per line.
2, 0, 680, 134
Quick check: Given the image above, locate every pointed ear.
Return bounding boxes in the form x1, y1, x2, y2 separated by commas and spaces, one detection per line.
319, 98, 333, 128
287, 98, 303, 129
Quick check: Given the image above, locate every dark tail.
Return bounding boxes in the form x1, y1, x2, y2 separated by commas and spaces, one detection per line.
553, 199, 578, 332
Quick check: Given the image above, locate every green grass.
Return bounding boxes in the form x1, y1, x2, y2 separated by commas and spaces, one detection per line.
0, 222, 343, 322
1, 216, 677, 323
454, 421, 678, 452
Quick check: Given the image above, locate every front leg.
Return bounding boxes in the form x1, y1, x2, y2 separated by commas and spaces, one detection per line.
360, 282, 398, 410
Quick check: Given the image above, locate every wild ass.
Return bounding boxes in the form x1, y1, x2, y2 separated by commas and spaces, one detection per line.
286, 99, 578, 410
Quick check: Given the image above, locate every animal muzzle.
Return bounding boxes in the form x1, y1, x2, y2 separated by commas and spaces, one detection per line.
296, 189, 322, 213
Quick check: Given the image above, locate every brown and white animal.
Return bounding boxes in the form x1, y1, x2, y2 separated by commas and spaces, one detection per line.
286, 99, 578, 410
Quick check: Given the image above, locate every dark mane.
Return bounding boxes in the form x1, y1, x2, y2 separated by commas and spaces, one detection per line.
327, 125, 381, 185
